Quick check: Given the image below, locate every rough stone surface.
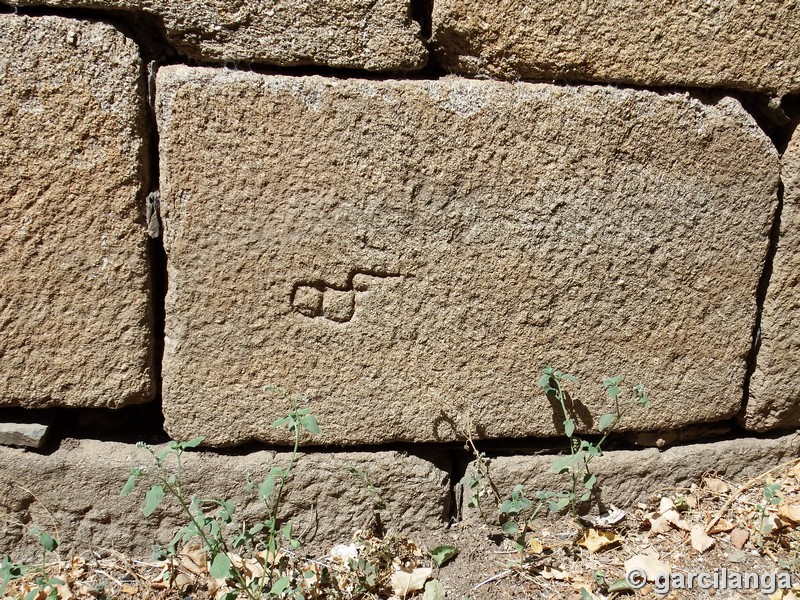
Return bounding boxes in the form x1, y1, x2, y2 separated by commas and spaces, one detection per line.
431, 0, 800, 94
0, 422, 50, 448
158, 67, 777, 446
8, 0, 427, 72
460, 433, 800, 520
0, 439, 450, 561
743, 135, 800, 430
0, 15, 154, 408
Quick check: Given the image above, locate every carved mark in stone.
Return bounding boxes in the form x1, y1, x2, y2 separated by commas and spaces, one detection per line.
290, 269, 402, 323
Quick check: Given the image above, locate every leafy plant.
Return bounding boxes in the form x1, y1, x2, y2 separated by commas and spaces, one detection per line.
121, 385, 320, 600
0, 528, 63, 600
756, 482, 782, 535
452, 403, 501, 521
536, 366, 650, 520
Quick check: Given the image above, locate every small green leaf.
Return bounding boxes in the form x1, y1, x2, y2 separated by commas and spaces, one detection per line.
551, 454, 575, 474
501, 521, 519, 534
549, 496, 571, 512
598, 413, 616, 432
24, 589, 39, 600
300, 414, 321, 435
562, 373, 579, 385
536, 374, 552, 391
673, 496, 690, 512
579, 587, 594, 600
430, 545, 459, 567
209, 552, 232, 580
423, 579, 447, 600
182, 437, 205, 449
120, 471, 138, 497
143, 485, 164, 517
270, 575, 290, 595
564, 418, 575, 438
602, 374, 624, 387
583, 473, 597, 490
271, 417, 290, 428
608, 577, 635, 592
221, 499, 235, 518
606, 385, 620, 399
258, 475, 276, 501
38, 533, 58, 553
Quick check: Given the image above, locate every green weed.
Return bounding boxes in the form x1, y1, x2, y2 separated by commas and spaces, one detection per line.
121, 385, 319, 600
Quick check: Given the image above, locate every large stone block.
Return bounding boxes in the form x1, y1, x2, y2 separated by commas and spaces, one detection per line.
7, 0, 427, 72
0, 440, 450, 561
743, 134, 800, 430
157, 67, 777, 446
0, 16, 153, 408
431, 0, 800, 94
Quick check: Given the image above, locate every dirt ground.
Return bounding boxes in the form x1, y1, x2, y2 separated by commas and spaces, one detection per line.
4, 457, 800, 600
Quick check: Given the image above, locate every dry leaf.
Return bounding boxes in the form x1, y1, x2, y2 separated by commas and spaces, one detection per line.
578, 528, 620, 553
704, 477, 731, 494
590, 505, 626, 528
778, 503, 800, 524
540, 566, 570, 581
174, 572, 194, 592
730, 528, 749, 549
707, 518, 734, 534
690, 524, 715, 553
120, 584, 139, 594
761, 514, 786, 535
528, 537, 544, 554
624, 554, 671, 581
54, 581, 73, 600
646, 503, 690, 533
180, 551, 206, 576
390, 567, 432, 597
769, 591, 797, 600
242, 557, 265, 583
330, 543, 359, 564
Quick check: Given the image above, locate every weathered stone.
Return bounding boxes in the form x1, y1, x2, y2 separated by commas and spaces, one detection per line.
0, 422, 50, 448
0, 15, 153, 408
459, 432, 800, 520
7, 0, 427, 72
157, 67, 777, 446
743, 134, 800, 430
431, 0, 800, 94
0, 439, 449, 561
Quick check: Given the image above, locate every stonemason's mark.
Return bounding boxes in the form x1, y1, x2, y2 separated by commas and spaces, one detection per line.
290, 270, 403, 323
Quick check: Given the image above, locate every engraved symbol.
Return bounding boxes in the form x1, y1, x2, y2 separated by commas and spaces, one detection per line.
290, 270, 402, 323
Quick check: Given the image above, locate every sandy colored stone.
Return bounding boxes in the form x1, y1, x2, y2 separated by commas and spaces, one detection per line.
459, 432, 800, 520
8, 0, 427, 72
158, 67, 777, 446
743, 134, 800, 430
0, 15, 153, 408
0, 439, 449, 561
432, 0, 800, 94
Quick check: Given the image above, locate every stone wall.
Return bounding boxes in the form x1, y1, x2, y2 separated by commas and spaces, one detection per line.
1, 0, 799, 558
